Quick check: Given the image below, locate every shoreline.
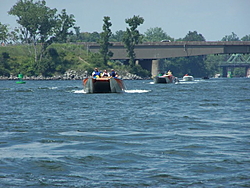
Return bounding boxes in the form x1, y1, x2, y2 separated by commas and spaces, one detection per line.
0, 71, 149, 80
0, 75, 148, 81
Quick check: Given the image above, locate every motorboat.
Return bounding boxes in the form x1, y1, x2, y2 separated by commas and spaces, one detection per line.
182, 75, 194, 81
83, 77, 125, 93
153, 74, 175, 84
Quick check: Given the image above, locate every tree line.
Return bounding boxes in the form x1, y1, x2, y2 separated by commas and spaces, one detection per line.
1, 0, 250, 78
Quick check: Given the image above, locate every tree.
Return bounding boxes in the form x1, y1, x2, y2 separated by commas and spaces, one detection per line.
99, 16, 113, 66
0, 52, 11, 76
54, 9, 76, 43
8, 0, 75, 75
183, 31, 206, 41
165, 31, 208, 77
76, 32, 100, 42
221, 32, 240, 41
241, 34, 250, 41
68, 26, 80, 42
123, 15, 144, 67
8, 29, 20, 44
110, 30, 126, 42
0, 22, 9, 44
143, 27, 173, 42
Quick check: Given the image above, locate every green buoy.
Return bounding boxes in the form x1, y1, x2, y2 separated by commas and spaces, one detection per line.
16, 73, 26, 84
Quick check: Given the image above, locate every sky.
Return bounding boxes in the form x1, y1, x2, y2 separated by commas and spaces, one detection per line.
0, 0, 249, 41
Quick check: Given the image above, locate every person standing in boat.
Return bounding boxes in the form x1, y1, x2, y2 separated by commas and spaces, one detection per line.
92, 68, 101, 78
102, 70, 110, 77
110, 69, 118, 78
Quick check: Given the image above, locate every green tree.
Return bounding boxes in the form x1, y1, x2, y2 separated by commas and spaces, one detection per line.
110, 30, 126, 42
77, 32, 100, 42
165, 31, 208, 77
241, 34, 250, 41
54, 9, 76, 43
0, 52, 11, 76
8, 29, 20, 44
204, 54, 221, 77
221, 32, 240, 41
8, 0, 75, 75
123, 15, 144, 67
9, 0, 56, 62
99, 16, 113, 66
68, 26, 80, 42
0, 22, 9, 44
143, 27, 173, 42
183, 31, 206, 41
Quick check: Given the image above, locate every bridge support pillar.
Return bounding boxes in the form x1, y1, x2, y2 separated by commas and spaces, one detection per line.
136, 59, 153, 76
152, 59, 160, 77
222, 67, 228, 77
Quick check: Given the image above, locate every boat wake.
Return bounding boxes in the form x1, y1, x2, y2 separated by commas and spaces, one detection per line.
124, 89, 151, 93
178, 80, 198, 84
73, 89, 150, 94
73, 89, 86, 94
38, 86, 58, 90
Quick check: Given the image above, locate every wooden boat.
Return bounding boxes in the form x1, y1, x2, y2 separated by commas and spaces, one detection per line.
153, 75, 175, 84
83, 77, 125, 93
182, 75, 194, 81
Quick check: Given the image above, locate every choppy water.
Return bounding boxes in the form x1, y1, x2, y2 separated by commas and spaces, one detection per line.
0, 78, 250, 187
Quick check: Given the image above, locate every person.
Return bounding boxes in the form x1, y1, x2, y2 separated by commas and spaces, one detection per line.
167, 70, 172, 75
185, 74, 189, 76
92, 68, 101, 78
102, 70, 110, 77
110, 69, 117, 77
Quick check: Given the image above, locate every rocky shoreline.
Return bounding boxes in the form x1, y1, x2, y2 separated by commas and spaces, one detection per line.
0, 70, 148, 80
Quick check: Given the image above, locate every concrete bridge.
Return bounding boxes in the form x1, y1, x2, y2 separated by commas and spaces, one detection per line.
86, 41, 250, 76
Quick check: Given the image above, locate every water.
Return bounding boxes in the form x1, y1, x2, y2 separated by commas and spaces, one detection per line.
0, 78, 249, 187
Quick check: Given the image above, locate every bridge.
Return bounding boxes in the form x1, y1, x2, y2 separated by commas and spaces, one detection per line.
219, 54, 250, 77
86, 41, 250, 76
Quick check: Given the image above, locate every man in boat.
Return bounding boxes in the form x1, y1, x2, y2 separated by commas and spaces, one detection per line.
102, 70, 110, 77
92, 68, 101, 78
110, 69, 118, 78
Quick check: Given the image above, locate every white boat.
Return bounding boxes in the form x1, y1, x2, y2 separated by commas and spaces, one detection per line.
182, 75, 194, 81
83, 77, 125, 93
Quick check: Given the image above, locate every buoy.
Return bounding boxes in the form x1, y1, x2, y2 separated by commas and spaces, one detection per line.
16, 73, 26, 84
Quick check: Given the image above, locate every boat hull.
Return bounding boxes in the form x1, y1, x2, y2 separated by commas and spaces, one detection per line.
183, 76, 194, 81
153, 75, 174, 84
83, 77, 125, 93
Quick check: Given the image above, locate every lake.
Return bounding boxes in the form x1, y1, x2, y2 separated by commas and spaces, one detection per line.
0, 78, 249, 187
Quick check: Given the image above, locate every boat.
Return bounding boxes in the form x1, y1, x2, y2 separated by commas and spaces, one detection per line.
154, 70, 176, 84
83, 77, 125, 93
182, 74, 194, 81
153, 74, 175, 84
